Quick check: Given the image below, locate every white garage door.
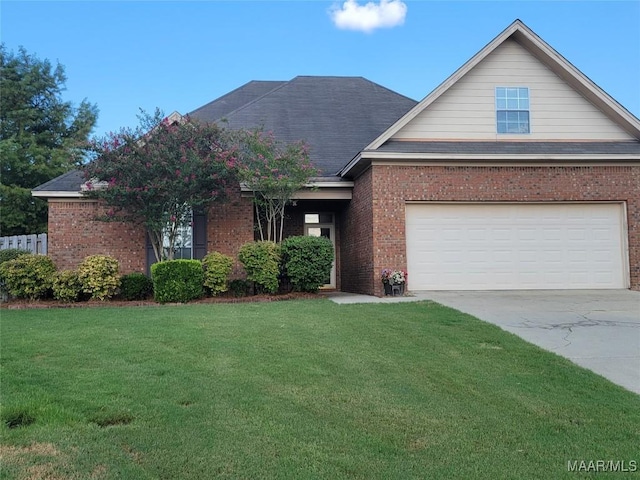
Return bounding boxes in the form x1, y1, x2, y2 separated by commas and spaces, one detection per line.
405, 203, 627, 290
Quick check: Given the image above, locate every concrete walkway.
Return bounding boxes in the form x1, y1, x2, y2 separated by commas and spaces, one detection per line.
327, 290, 640, 394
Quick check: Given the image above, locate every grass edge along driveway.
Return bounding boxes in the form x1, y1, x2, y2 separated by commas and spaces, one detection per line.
1, 299, 639, 479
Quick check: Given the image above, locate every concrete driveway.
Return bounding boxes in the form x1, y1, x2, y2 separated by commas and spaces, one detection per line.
416, 290, 640, 395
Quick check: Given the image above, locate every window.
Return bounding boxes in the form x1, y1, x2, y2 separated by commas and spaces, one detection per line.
163, 209, 193, 260
496, 87, 530, 134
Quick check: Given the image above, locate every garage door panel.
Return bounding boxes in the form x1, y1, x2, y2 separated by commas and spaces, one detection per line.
405, 203, 626, 290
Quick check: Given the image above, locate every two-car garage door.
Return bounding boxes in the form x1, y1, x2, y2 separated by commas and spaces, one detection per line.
405, 203, 628, 290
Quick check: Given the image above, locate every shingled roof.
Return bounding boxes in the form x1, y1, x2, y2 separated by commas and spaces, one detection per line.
189, 76, 418, 176
373, 140, 640, 155
34, 76, 418, 194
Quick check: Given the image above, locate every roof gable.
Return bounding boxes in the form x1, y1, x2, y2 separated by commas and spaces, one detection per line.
365, 19, 640, 150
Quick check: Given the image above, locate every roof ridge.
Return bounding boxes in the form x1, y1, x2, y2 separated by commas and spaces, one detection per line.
213, 79, 293, 122
188, 80, 285, 118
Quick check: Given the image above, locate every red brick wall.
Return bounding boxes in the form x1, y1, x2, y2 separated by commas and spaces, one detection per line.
207, 187, 254, 277
362, 164, 640, 295
47, 199, 146, 274
341, 168, 375, 294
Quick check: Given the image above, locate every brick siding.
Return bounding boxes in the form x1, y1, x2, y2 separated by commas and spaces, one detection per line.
341, 168, 375, 295
47, 200, 146, 274
207, 187, 254, 278
359, 164, 640, 296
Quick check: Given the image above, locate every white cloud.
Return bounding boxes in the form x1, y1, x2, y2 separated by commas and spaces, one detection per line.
330, 0, 407, 33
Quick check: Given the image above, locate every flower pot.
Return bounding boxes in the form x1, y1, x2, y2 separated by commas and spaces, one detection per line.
391, 283, 405, 296
383, 282, 392, 296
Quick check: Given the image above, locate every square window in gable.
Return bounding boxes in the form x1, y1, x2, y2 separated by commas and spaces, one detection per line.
496, 87, 530, 134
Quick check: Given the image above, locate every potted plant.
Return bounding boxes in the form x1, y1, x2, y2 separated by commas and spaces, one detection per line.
381, 268, 407, 296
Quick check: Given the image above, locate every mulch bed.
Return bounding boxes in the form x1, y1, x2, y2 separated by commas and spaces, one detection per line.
1, 292, 322, 310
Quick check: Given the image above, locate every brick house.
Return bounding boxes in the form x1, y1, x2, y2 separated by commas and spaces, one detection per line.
33, 20, 640, 295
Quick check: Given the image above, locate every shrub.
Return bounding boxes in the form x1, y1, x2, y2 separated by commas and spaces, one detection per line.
202, 252, 234, 296
0, 249, 31, 301
237, 241, 280, 294
151, 260, 204, 303
78, 255, 120, 301
52, 270, 83, 302
281, 236, 334, 292
228, 279, 251, 297
0, 254, 56, 300
119, 272, 153, 301
0, 249, 31, 264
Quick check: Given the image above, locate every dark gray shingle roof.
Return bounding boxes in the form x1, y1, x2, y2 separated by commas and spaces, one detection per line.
190, 76, 418, 175
32, 170, 85, 192
188, 81, 286, 122
372, 140, 640, 155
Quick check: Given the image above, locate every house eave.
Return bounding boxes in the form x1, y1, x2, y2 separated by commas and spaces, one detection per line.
32, 190, 84, 199
341, 153, 640, 178
363, 152, 640, 162
240, 180, 354, 200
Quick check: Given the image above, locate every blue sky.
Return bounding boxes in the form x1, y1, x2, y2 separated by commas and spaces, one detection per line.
2, 1, 639, 138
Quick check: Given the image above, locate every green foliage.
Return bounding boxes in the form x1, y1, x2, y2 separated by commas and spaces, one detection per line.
0, 254, 56, 300
202, 251, 233, 296
228, 279, 251, 297
119, 272, 153, 301
281, 236, 334, 292
0, 249, 30, 301
236, 129, 317, 242
77, 255, 120, 301
52, 270, 83, 302
0, 44, 98, 235
151, 260, 204, 303
0, 249, 30, 265
83, 110, 238, 262
237, 241, 281, 294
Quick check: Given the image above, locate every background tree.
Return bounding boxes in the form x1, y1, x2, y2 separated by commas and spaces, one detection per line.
0, 44, 98, 235
237, 129, 317, 242
84, 110, 238, 263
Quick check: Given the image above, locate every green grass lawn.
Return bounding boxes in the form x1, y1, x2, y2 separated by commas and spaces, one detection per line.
1, 299, 638, 479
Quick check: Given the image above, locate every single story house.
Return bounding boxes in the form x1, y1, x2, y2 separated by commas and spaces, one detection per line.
33, 20, 640, 295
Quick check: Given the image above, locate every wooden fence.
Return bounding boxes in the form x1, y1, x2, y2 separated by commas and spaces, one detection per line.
0, 233, 48, 255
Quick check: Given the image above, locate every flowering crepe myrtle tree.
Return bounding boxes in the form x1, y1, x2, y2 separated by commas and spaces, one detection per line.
237, 129, 318, 243
83, 110, 238, 262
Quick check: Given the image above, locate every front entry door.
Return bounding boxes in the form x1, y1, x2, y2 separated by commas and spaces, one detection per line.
304, 213, 335, 288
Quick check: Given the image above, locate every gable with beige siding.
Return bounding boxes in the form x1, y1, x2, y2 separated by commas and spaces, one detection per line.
392, 39, 634, 142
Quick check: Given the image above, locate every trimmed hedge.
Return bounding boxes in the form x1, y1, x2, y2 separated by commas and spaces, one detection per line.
151, 260, 204, 303
119, 272, 153, 301
0, 249, 31, 264
202, 252, 234, 296
0, 249, 31, 301
53, 270, 83, 303
281, 236, 334, 292
237, 241, 280, 294
0, 254, 56, 300
78, 255, 120, 301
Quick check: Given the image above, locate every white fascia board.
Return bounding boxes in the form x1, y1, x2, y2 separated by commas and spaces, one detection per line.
339, 153, 363, 177
292, 189, 352, 200
240, 181, 354, 192
367, 153, 640, 163
31, 191, 83, 198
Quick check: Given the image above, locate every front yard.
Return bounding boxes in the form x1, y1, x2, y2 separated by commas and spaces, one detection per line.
1, 299, 638, 479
